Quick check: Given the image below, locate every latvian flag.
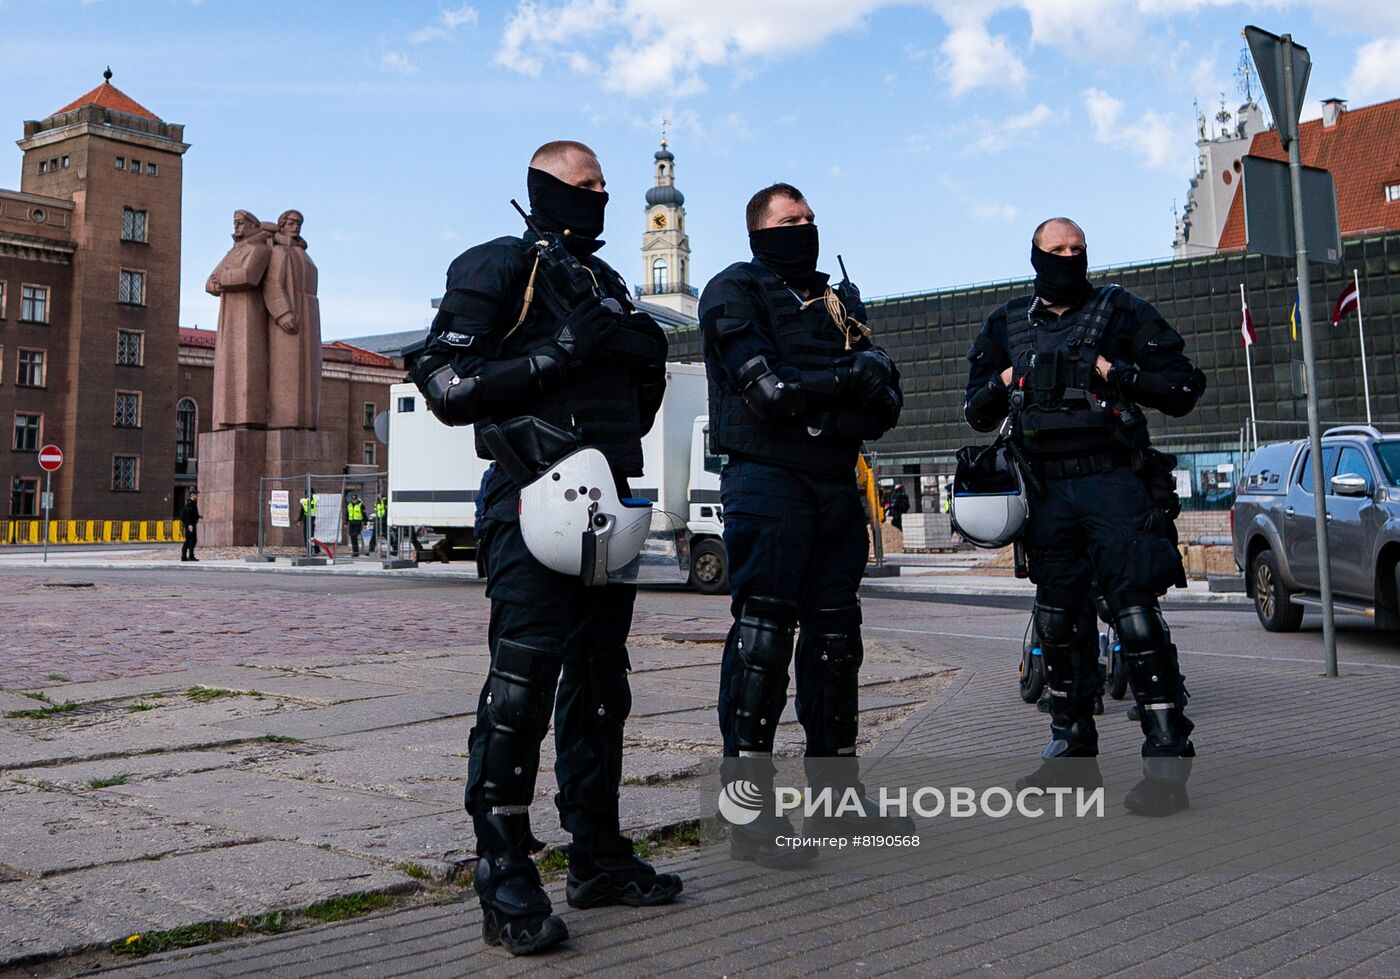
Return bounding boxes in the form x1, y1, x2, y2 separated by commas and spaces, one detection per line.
1331, 280, 1360, 326
1241, 297, 1257, 348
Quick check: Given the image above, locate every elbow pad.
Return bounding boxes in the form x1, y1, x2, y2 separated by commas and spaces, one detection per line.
420, 364, 483, 426
735, 355, 802, 420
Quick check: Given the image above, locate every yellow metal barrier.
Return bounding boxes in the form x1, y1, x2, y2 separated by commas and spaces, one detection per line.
0, 519, 182, 545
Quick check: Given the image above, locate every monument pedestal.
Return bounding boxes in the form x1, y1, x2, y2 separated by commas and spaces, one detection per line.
198, 428, 339, 548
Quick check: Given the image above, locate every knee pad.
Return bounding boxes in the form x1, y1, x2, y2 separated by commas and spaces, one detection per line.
1034, 603, 1080, 647
475, 638, 562, 808
731, 596, 798, 753
1114, 604, 1169, 653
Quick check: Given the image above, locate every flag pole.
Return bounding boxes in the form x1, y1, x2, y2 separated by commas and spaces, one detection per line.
1354, 267, 1372, 428
1241, 283, 1259, 451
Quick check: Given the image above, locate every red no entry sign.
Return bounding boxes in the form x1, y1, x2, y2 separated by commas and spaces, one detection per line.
38, 444, 63, 472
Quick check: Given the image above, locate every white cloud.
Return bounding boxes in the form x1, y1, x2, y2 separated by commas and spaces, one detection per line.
1346, 37, 1400, 103
411, 4, 479, 43
971, 202, 1019, 222
940, 21, 1027, 95
961, 102, 1054, 155
496, 0, 886, 96
1082, 87, 1179, 170
379, 50, 418, 74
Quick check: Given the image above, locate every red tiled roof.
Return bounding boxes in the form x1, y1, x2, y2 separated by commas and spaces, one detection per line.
53, 81, 159, 121
325, 341, 396, 369
179, 327, 217, 349
1218, 96, 1400, 250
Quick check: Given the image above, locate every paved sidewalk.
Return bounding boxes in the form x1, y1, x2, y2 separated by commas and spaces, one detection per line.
64, 586, 1400, 977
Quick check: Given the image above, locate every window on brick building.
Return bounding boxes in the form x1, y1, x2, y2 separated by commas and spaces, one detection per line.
147, 162, 158, 176
49, 159, 57, 172
130, 159, 141, 175
115, 156, 125, 170
38, 161, 47, 174
0, 281, 6, 319
122, 208, 148, 243
19, 285, 48, 323
61, 156, 69, 169
363, 402, 376, 428
17, 350, 45, 388
363, 441, 376, 466
115, 391, 142, 428
13, 413, 41, 452
117, 330, 144, 366
176, 399, 197, 471
9, 476, 37, 516
112, 455, 139, 491
1387, 184, 1400, 203
118, 269, 145, 305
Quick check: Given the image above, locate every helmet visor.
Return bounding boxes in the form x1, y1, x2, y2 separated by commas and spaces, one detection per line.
606, 510, 691, 585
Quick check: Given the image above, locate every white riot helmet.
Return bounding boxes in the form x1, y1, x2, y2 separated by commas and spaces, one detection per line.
519, 447, 689, 586
949, 444, 1030, 549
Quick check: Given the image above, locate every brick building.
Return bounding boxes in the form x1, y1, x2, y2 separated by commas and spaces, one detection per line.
1, 71, 188, 521
175, 329, 403, 511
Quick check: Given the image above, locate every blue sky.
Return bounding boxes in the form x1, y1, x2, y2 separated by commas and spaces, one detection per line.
0, 0, 1396, 340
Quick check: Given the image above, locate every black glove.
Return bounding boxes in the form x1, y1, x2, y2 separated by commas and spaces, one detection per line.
844, 349, 893, 403
554, 296, 619, 365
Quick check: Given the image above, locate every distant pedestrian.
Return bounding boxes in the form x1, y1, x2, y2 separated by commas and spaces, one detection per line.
890, 483, 910, 530
346, 494, 365, 557
180, 491, 201, 562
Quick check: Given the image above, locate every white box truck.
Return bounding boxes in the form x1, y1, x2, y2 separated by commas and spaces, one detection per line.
386, 362, 729, 592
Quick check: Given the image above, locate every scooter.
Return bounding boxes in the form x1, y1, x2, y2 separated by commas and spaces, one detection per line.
1018, 599, 1129, 711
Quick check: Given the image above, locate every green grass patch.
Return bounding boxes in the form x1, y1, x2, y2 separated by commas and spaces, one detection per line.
303, 892, 393, 922
260, 734, 304, 744
22, 691, 50, 702
128, 702, 161, 712
88, 774, 130, 789
397, 862, 431, 880
185, 686, 245, 702
5, 700, 78, 719
536, 848, 570, 879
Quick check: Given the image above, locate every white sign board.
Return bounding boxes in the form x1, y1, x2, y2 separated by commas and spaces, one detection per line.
314, 493, 343, 543
269, 490, 291, 528
1173, 470, 1194, 499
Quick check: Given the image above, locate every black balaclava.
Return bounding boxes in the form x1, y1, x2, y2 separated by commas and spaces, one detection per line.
526, 166, 608, 254
1030, 244, 1092, 307
749, 223, 820, 286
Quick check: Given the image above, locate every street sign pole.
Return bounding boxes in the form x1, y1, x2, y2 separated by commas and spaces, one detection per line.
1279, 33, 1338, 678
42, 470, 51, 565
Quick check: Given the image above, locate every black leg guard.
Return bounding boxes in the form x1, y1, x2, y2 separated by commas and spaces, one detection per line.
804, 603, 865, 760
466, 637, 563, 853
473, 811, 567, 956
1032, 600, 1098, 758
556, 645, 632, 841
729, 597, 798, 755
1113, 601, 1195, 758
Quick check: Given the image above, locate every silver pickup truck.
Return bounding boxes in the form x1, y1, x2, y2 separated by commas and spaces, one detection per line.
1232, 426, 1400, 632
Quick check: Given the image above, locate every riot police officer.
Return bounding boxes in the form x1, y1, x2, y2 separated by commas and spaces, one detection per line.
700, 183, 906, 867
412, 140, 681, 955
964, 217, 1205, 816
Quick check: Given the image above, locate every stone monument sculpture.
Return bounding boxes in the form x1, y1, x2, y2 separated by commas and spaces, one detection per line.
207, 210, 272, 430
199, 207, 336, 549
263, 209, 322, 430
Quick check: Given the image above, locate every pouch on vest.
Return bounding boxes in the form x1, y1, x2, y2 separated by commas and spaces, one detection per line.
477, 416, 582, 487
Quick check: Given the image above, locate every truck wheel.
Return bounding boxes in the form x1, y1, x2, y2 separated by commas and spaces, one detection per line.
1252, 549, 1304, 632
689, 539, 729, 595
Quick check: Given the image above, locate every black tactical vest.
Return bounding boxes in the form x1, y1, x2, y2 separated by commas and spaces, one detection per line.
707, 262, 862, 476
473, 240, 648, 476
1006, 286, 1129, 458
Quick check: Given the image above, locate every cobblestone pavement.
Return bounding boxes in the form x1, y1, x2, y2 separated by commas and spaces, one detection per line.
6, 567, 1400, 977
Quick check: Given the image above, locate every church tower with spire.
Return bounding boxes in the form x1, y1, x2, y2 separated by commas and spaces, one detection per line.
639, 126, 696, 319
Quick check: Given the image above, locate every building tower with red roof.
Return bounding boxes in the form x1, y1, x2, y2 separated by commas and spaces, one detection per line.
1, 69, 189, 521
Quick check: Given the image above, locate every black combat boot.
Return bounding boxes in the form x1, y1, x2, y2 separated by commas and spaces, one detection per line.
1016, 706, 1102, 792
800, 758, 916, 837
1123, 703, 1194, 817
474, 812, 567, 955
565, 833, 683, 908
